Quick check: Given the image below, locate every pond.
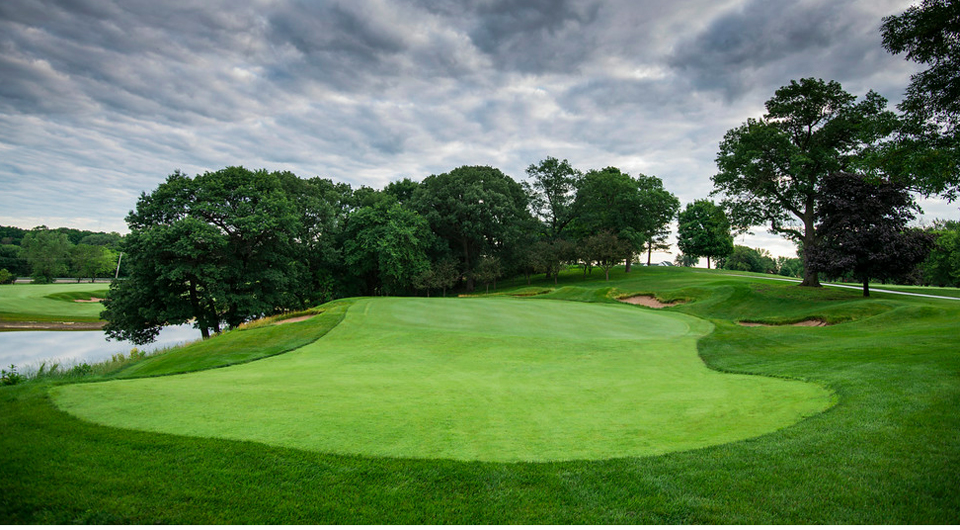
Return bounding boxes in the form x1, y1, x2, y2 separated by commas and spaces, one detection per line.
0, 325, 202, 372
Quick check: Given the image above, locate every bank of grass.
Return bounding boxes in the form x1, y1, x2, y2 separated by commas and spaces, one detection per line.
0, 283, 108, 323
2, 266, 959, 523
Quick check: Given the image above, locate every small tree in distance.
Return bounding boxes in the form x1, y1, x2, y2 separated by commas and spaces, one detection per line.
677, 200, 733, 269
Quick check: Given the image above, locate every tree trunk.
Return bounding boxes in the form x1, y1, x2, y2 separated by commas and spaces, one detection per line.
707, 256, 711, 269
647, 243, 653, 266
799, 207, 822, 287
625, 253, 632, 273
862, 278, 871, 297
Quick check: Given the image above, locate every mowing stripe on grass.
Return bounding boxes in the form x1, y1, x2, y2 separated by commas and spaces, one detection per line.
52, 297, 832, 462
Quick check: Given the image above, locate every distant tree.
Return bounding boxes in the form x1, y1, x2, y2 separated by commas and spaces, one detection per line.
411, 166, 532, 291
713, 78, 898, 286
20, 228, 73, 283
473, 255, 502, 294
0, 269, 12, 285
430, 257, 461, 297
722, 246, 777, 274
580, 231, 630, 281
806, 172, 936, 297
70, 244, 117, 282
78, 232, 123, 250
103, 167, 304, 343
776, 256, 804, 278
523, 238, 575, 285
523, 156, 581, 240
0, 244, 29, 276
635, 174, 680, 266
674, 253, 699, 267
919, 220, 960, 287
573, 167, 658, 271
677, 200, 733, 269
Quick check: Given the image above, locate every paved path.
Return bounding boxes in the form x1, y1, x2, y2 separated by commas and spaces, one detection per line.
708, 273, 960, 301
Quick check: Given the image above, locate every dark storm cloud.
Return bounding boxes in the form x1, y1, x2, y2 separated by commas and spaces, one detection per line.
669, 0, 851, 98
465, 0, 602, 73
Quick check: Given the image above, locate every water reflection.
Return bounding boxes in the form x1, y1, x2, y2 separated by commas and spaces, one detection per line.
0, 325, 202, 371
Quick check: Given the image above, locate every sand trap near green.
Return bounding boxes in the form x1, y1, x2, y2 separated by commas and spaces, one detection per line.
52, 297, 832, 462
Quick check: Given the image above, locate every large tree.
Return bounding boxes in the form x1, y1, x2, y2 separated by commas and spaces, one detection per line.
676, 200, 733, 269
102, 167, 303, 343
573, 167, 661, 271
806, 172, 936, 297
880, 0, 960, 201
635, 174, 680, 266
411, 165, 532, 291
523, 156, 581, 241
342, 200, 433, 296
713, 78, 897, 287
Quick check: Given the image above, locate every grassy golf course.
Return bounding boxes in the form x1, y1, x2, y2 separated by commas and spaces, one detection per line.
0, 283, 107, 327
2, 267, 958, 523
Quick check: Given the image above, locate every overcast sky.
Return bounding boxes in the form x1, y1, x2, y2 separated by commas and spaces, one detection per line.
1, 0, 953, 261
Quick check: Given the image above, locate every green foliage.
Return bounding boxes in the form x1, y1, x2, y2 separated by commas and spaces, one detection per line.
806, 173, 936, 296
920, 220, 960, 286
0, 268, 12, 285
471, 255, 502, 293
713, 78, 898, 286
721, 246, 777, 274
104, 167, 307, 343
523, 156, 581, 240
19, 228, 73, 283
777, 256, 804, 278
2, 269, 959, 523
677, 199, 733, 269
1, 365, 25, 386
579, 231, 630, 280
411, 166, 532, 290
343, 201, 433, 296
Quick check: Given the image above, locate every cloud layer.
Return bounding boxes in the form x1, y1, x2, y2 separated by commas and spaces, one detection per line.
0, 0, 938, 259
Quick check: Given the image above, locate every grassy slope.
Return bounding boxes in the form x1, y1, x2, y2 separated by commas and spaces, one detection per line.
0, 284, 108, 322
51, 297, 829, 462
1, 267, 958, 524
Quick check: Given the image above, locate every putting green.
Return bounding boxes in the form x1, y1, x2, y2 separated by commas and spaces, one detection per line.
52, 297, 832, 462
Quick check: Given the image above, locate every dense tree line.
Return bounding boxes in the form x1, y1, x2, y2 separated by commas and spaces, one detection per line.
104, 162, 680, 343
0, 225, 123, 283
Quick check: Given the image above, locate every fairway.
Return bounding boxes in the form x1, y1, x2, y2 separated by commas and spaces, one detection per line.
53, 297, 831, 462
0, 283, 107, 323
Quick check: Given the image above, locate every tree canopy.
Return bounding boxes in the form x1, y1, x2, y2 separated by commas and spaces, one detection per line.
713, 78, 897, 286
676, 200, 733, 269
805, 172, 936, 296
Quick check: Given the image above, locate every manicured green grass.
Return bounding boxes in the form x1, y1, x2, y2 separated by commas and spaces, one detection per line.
52, 297, 829, 462
0, 283, 107, 322
2, 266, 958, 523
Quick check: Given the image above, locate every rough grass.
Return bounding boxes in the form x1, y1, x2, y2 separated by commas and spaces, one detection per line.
2, 266, 959, 523
0, 284, 108, 323
52, 297, 830, 462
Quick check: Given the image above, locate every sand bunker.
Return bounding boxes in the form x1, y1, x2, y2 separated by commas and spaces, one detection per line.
738, 319, 828, 327
619, 295, 682, 308
74, 298, 104, 303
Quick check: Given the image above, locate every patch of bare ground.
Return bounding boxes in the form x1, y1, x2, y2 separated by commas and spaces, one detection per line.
738, 319, 829, 327
618, 295, 682, 308
272, 315, 315, 325
0, 321, 106, 331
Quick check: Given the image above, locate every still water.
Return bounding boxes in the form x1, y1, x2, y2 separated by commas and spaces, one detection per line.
0, 325, 202, 372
